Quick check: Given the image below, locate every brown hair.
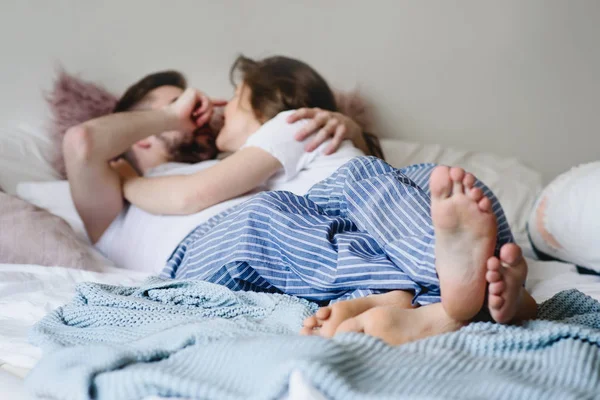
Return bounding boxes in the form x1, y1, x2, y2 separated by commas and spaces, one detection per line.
230, 55, 338, 122
113, 70, 187, 112
115, 70, 219, 167
231, 56, 384, 159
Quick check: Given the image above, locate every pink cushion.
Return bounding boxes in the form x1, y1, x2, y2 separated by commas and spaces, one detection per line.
0, 191, 107, 270
46, 68, 118, 177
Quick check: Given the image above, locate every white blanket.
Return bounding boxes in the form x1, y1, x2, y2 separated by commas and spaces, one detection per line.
2, 259, 599, 400
2, 258, 599, 375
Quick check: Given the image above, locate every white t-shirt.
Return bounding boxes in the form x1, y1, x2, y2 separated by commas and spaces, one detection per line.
96, 111, 364, 273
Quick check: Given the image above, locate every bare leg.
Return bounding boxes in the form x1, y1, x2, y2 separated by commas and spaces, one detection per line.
431, 166, 498, 321
486, 243, 537, 323
300, 290, 414, 337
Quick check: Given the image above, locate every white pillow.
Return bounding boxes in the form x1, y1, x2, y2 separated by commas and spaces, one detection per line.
0, 122, 60, 194
17, 181, 89, 243
380, 139, 543, 250
527, 162, 600, 272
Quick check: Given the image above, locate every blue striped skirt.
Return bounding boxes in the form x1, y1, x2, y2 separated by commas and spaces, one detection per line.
162, 157, 513, 306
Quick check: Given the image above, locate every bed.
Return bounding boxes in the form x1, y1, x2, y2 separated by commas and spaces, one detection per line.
1, 136, 599, 399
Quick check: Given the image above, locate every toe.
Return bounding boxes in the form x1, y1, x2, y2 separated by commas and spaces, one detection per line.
303, 315, 319, 329
489, 281, 505, 295
488, 295, 504, 310
315, 306, 331, 321
478, 197, 492, 212
450, 167, 466, 193
486, 270, 502, 283
450, 167, 466, 182
487, 256, 501, 272
463, 173, 476, 189
468, 187, 484, 202
499, 243, 523, 266
300, 326, 316, 336
430, 166, 453, 198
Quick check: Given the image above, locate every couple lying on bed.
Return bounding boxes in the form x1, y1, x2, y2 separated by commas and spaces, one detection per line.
63, 54, 538, 346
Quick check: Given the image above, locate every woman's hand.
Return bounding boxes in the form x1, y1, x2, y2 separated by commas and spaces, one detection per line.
287, 108, 363, 155
110, 159, 139, 183
168, 88, 227, 132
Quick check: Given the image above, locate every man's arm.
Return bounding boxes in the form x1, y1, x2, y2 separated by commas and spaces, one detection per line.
62, 108, 182, 244
64, 110, 180, 161
63, 88, 207, 243
63, 88, 206, 162
287, 108, 369, 155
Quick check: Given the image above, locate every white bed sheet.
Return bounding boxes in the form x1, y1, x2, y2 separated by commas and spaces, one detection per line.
0, 264, 149, 371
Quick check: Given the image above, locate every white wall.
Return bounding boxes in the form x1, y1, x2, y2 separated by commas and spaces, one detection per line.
1, 0, 598, 181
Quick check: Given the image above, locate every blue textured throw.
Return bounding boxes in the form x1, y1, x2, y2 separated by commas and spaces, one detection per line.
27, 278, 600, 400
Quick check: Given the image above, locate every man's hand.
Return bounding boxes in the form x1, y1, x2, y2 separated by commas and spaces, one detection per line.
168, 88, 227, 133
287, 108, 363, 154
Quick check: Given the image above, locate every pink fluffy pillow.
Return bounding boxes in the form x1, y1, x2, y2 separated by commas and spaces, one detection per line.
0, 191, 107, 270
46, 68, 118, 177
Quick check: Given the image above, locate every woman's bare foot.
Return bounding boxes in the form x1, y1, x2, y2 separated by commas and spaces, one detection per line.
300, 291, 413, 338
486, 243, 533, 323
431, 166, 498, 321
334, 302, 465, 346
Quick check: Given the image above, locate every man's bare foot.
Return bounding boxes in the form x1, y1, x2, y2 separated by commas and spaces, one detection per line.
486, 243, 533, 323
431, 166, 498, 321
300, 291, 413, 338
334, 302, 465, 346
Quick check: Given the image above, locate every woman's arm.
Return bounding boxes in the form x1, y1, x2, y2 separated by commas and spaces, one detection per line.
122, 147, 281, 215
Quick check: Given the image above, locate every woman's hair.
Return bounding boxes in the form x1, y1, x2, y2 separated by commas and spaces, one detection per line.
230, 55, 338, 122
114, 70, 218, 167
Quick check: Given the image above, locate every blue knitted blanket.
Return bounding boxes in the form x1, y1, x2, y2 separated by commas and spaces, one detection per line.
27, 278, 600, 400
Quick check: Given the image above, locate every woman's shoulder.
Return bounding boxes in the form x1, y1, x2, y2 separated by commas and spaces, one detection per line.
245, 110, 308, 146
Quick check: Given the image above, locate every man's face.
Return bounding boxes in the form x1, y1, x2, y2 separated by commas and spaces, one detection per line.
132, 85, 192, 163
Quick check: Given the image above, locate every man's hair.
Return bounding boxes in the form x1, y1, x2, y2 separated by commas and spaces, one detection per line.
230, 55, 338, 122
115, 70, 219, 168
113, 70, 187, 112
